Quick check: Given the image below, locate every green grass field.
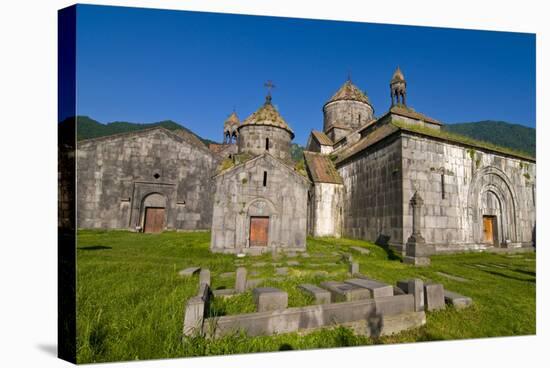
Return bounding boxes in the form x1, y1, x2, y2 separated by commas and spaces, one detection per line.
76, 230, 536, 363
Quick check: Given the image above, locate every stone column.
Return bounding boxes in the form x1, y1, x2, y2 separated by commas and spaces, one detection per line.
404, 192, 435, 266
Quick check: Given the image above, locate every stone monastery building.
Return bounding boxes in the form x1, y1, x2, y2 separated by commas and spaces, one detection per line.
77, 68, 536, 255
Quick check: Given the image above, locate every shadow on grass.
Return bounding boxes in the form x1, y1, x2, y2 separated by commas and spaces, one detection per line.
77, 245, 112, 251
375, 235, 401, 261
480, 269, 535, 283
279, 343, 294, 351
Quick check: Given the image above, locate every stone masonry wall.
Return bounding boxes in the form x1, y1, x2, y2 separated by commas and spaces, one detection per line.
337, 136, 403, 248
77, 128, 218, 231
211, 154, 310, 253
323, 100, 374, 133
400, 133, 536, 252
238, 125, 292, 162
310, 182, 344, 238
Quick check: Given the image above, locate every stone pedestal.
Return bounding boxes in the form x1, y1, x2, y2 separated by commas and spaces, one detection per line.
253, 287, 288, 312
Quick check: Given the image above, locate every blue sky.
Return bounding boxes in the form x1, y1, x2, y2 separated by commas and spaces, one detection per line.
75, 4, 536, 145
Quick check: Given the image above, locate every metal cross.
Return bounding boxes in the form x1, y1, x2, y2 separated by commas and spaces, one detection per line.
264, 80, 275, 96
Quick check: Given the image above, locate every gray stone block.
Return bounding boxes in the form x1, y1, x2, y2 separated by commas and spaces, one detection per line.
320, 281, 372, 302
275, 267, 288, 275
424, 283, 445, 311
345, 278, 393, 298
199, 269, 211, 286
253, 287, 288, 312
444, 290, 472, 309
183, 296, 205, 336
179, 267, 200, 277
349, 262, 360, 275
235, 267, 247, 293
298, 284, 331, 304
397, 279, 424, 312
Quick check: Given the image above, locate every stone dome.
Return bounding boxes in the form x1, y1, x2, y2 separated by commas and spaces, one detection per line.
240, 96, 294, 138
325, 80, 372, 107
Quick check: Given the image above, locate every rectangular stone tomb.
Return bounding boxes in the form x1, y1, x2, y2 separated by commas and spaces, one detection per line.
345, 278, 394, 298
206, 294, 417, 338
298, 284, 331, 304
444, 290, 472, 309
253, 287, 288, 312
320, 281, 372, 302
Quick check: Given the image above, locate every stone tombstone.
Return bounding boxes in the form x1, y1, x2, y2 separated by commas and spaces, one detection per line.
424, 283, 445, 311
404, 192, 435, 266
397, 279, 424, 312
199, 269, 211, 287
253, 287, 288, 312
298, 284, 332, 305
235, 267, 247, 293
349, 262, 360, 275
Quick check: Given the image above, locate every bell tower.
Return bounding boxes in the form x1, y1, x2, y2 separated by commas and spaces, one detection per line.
390, 66, 407, 106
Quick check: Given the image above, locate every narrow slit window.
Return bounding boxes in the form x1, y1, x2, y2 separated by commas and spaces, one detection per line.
263, 171, 267, 187
265, 138, 269, 151
441, 174, 446, 199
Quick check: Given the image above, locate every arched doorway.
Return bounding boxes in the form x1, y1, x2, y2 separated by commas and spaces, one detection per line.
468, 166, 519, 246
141, 193, 166, 233
244, 198, 279, 249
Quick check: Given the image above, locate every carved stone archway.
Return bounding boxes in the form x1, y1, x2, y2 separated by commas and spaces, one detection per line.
467, 166, 519, 245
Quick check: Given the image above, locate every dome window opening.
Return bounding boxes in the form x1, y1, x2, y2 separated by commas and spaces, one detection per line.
265, 138, 270, 151
263, 171, 268, 187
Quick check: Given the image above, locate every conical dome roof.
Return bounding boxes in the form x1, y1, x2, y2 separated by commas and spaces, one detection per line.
325, 80, 371, 106
391, 67, 405, 83
240, 96, 294, 138
224, 111, 240, 127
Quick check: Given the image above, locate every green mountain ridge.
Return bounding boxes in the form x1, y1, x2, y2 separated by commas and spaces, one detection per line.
72, 116, 535, 161
443, 120, 535, 157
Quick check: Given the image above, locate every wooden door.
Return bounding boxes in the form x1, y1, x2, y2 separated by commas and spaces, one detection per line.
144, 207, 165, 233
483, 216, 494, 244
249, 217, 269, 246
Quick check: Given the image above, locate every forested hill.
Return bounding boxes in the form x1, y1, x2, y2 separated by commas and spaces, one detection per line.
443, 120, 535, 157
74, 116, 217, 146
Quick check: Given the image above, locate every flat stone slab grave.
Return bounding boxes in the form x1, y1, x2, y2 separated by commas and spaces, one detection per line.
444, 290, 472, 309
320, 281, 372, 302
345, 278, 394, 298
436, 271, 468, 282
179, 267, 201, 277
276, 267, 289, 275
298, 284, 331, 304
350, 246, 371, 255
253, 287, 288, 312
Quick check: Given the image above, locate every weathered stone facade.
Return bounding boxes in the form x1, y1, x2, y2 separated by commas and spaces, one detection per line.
211, 154, 310, 253
238, 125, 292, 162
304, 68, 536, 254
77, 128, 218, 231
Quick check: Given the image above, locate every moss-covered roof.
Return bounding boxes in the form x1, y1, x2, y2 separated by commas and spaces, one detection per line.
325, 80, 371, 106
391, 66, 405, 83
311, 130, 333, 146
333, 117, 535, 165
304, 151, 343, 184
389, 105, 442, 126
240, 97, 294, 137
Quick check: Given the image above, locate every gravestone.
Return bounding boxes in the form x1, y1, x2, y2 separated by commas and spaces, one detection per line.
397, 279, 424, 312
444, 290, 472, 309
212, 288, 235, 298
276, 267, 288, 276
179, 267, 201, 277
253, 287, 288, 312
403, 192, 435, 266
199, 269, 211, 286
424, 283, 445, 311
298, 284, 331, 304
235, 267, 247, 293
246, 278, 264, 290
349, 262, 360, 275
350, 246, 371, 255
345, 278, 393, 298
320, 281, 372, 302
